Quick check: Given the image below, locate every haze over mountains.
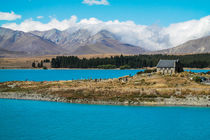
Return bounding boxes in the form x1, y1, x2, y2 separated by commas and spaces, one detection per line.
0, 27, 209, 57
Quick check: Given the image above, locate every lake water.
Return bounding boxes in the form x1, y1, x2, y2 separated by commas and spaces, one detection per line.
0, 99, 210, 140
0, 69, 143, 82
0, 69, 209, 82
184, 69, 210, 73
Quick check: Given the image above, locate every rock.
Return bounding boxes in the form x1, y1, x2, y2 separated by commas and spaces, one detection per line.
7, 84, 16, 88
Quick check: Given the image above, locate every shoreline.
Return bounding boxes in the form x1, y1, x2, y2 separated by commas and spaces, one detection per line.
0, 72, 209, 107
0, 92, 209, 107
0, 67, 210, 70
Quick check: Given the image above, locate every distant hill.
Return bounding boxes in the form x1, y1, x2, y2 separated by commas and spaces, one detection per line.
2, 26, 210, 57
72, 30, 145, 54
0, 48, 26, 57
31, 29, 145, 55
0, 27, 145, 57
0, 27, 65, 56
154, 36, 210, 54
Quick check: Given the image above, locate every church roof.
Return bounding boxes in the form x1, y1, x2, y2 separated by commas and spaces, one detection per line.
156, 60, 178, 68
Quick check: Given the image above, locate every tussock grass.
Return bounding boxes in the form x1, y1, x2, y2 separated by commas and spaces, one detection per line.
1, 72, 210, 102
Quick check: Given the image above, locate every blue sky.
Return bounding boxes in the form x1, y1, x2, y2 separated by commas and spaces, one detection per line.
0, 0, 210, 26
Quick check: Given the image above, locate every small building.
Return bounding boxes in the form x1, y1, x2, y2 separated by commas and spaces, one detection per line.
156, 59, 183, 74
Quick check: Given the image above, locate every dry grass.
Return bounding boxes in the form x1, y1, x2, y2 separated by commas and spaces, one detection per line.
1, 72, 210, 102
0, 56, 53, 69
0, 54, 133, 69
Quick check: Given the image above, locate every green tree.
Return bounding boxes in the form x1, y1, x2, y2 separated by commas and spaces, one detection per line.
40, 61, 43, 67
120, 65, 131, 69
32, 62, 36, 68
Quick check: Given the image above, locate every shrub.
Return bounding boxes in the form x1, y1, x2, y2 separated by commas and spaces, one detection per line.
137, 71, 144, 75
97, 64, 116, 69
136, 69, 156, 75
141, 79, 145, 83
120, 65, 131, 70
193, 76, 201, 83
43, 66, 48, 70
144, 69, 156, 73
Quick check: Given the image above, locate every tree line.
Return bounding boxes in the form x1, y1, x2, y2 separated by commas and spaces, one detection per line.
32, 61, 43, 68
32, 59, 50, 69
50, 54, 210, 68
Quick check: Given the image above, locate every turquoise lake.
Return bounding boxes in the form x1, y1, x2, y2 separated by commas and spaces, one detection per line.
0, 69, 142, 82
0, 69, 209, 82
0, 99, 210, 140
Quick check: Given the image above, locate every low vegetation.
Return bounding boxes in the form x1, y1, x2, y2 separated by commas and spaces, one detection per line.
1, 72, 209, 104
120, 65, 131, 69
97, 64, 116, 69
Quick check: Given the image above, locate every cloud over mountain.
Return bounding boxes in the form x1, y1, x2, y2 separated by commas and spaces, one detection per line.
0, 11, 21, 21
2, 16, 77, 32
36, 16, 43, 19
2, 15, 210, 50
82, 0, 109, 5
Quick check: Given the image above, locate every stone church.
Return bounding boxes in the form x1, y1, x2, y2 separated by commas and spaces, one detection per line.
156, 59, 183, 74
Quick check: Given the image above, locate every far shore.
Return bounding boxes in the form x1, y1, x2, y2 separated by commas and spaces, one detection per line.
1, 53, 210, 70
0, 67, 210, 70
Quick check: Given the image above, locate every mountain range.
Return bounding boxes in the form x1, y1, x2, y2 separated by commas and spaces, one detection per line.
0, 27, 145, 57
0, 27, 209, 57
154, 36, 210, 54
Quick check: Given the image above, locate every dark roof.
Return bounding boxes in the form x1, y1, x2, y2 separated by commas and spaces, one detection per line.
156, 60, 178, 68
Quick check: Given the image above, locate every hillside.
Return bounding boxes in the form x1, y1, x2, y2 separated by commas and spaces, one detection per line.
31, 29, 146, 55
72, 30, 145, 54
155, 36, 210, 54
0, 27, 66, 56
0, 27, 146, 57
2, 26, 210, 56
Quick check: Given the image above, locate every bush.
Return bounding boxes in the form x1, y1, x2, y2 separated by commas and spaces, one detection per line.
43, 66, 48, 70
97, 64, 116, 69
136, 69, 156, 75
193, 76, 201, 83
137, 71, 144, 75
140, 79, 145, 84
144, 69, 156, 73
120, 65, 131, 70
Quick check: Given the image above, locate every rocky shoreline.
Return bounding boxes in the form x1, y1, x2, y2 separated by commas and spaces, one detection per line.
1, 92, 209, 107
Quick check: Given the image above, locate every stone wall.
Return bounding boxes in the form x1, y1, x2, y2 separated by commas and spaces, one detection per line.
157, 68, 175, 74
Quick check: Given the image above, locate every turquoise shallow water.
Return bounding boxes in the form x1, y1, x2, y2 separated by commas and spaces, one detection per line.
0, 69, 209, 82
0, 69, 143, 82
0, 99, 210, 140
184, 69, 210, 73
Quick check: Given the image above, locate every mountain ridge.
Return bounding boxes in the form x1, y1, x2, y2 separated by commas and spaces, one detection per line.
1, 27, 210, 57
0, 27, 145, 56
153, 35, 210, 54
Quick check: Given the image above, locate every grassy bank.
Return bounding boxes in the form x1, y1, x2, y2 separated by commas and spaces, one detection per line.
0, 72, 210, 106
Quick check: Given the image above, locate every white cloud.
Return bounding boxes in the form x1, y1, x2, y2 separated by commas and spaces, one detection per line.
37, 16, 44, 19
2, 15, 210, 50
0, 11, 21, 21
2, 16, 77, 32
163, 16, 210, 46
82, 0, 109, 5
